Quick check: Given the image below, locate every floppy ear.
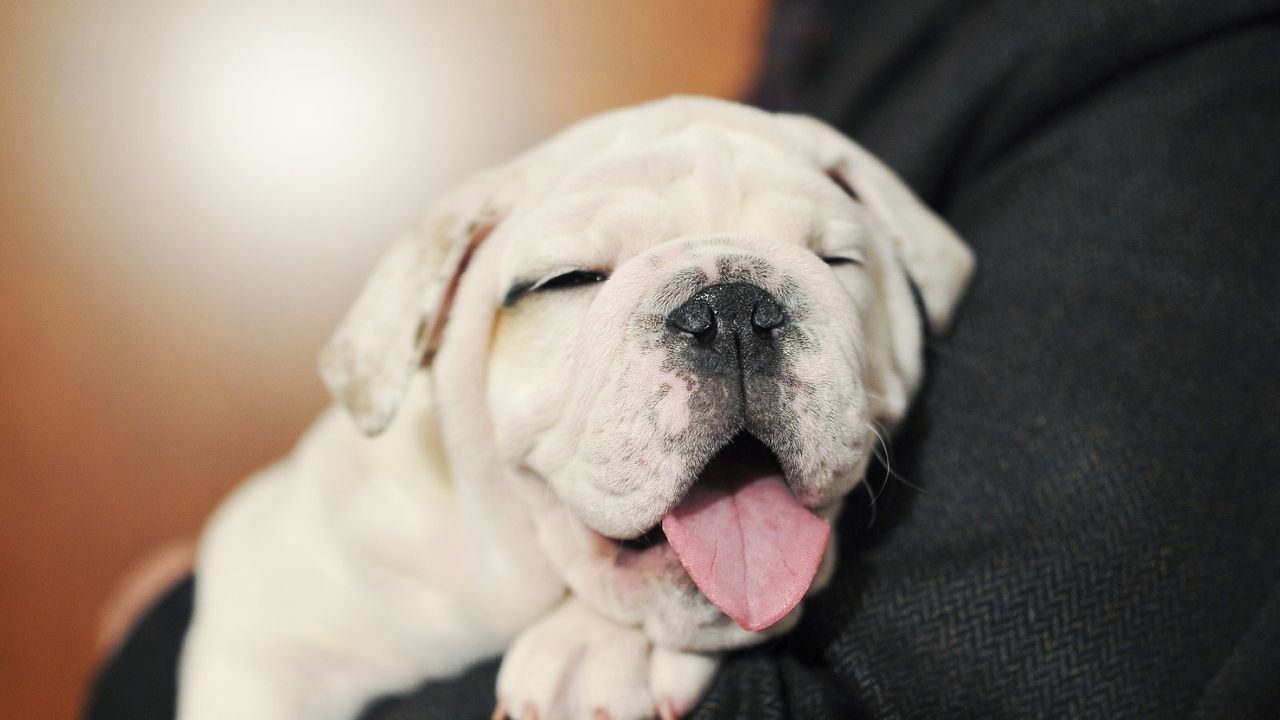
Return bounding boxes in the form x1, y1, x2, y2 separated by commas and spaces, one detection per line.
775, 114, 974, 425
318, 172, 509, 436
774, 114, 974, 332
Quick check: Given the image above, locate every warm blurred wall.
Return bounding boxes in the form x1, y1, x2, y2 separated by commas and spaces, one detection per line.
0, 2, 767, 718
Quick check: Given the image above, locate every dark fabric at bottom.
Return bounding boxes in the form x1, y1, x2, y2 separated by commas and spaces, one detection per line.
87, 1, 1280, 718
85, 577, 192, 720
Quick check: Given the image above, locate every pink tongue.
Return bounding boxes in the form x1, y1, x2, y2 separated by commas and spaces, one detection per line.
661, 442, 830, 632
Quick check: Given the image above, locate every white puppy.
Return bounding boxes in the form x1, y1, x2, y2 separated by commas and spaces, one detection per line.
177, 97, 973, 720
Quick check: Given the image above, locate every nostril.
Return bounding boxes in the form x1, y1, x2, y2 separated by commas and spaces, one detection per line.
752, 299, 784, 331
668, 300, 714, 336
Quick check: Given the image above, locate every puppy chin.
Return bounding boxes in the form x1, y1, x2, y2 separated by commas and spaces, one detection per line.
601, 513, 823, 653
544, 510, 799, 653
520, 432, 863, 652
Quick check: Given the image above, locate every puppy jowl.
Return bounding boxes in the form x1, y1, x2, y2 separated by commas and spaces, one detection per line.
178, 97, 973, 720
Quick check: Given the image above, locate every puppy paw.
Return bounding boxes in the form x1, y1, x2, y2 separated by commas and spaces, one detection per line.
496, 599, 718, 720
648, 647, 718, 719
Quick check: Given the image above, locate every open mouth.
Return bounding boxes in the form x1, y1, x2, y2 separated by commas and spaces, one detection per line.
615, 433, 777, 551
613, 432, 831, 632
615, 523, 667, 551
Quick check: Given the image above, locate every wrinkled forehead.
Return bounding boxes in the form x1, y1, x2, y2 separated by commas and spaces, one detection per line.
496, 122, 870, 280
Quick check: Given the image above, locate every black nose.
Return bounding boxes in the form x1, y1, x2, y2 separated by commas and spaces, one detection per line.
666, 282, 786, 376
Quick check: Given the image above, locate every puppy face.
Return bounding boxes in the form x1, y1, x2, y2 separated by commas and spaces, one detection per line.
483, 157, 882, 646
320, 98, 974, 652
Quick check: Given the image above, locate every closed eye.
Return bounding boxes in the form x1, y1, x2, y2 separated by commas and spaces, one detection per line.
821, 255, 863, 267
535, 269, 608, 291
504, 269, 608, 306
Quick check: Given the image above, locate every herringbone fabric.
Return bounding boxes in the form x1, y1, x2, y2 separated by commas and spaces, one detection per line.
87, 1, 1280, 718
739, 1, 1280, 716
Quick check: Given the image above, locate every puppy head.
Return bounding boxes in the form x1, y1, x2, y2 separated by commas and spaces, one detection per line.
320, 97, 973, 650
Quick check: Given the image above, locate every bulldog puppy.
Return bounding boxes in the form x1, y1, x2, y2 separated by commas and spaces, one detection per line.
177, 96, 973, 720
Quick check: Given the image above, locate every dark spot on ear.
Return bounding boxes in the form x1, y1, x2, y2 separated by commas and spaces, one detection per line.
826, 169, 860, 201
417, 317, 436, 367
423, 221, 494, 365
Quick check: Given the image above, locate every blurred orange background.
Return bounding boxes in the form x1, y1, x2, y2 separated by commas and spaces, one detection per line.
0, 2, 766, 717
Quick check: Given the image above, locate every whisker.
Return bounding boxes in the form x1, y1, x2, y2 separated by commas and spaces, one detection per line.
860, 424, 892, 528
860, 469, 881, 528
867, 421, 931, 497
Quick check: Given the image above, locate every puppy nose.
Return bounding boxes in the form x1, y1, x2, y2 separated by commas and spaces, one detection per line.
666, 282, 786, 375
